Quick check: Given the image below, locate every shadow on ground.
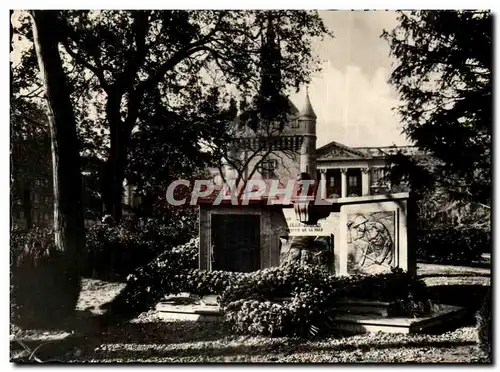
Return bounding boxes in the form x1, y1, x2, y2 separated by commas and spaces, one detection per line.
11, 334, 479, 363
11, 310, 106, 334
11, 319, 233, 363
427, 284, 490, 326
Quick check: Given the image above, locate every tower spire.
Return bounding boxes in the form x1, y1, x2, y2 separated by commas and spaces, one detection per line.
300, 87, 317, 119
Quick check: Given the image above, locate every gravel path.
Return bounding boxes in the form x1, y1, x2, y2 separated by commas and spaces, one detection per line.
11, 320, 485, 363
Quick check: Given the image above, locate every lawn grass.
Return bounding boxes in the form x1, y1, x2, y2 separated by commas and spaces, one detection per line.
10, 262, 491, 364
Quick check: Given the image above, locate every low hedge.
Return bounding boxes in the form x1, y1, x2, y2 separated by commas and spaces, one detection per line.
476, 289, 492, 359
103, 239, 434, 338
10, 217, 198, 283
416, 226, 490, 264
218, 266, 433, 337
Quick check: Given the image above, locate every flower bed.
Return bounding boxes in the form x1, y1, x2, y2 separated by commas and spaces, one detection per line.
103, 238, 434, 337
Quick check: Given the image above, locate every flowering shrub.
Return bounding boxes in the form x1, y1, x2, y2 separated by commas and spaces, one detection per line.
178, 270, 247, 296
218, 266, 433, 337
102, 240, 433, 335
219, 265, 333, 337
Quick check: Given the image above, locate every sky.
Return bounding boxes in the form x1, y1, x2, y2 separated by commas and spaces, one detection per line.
289, 10, 410, 148
11, 10, 409, 149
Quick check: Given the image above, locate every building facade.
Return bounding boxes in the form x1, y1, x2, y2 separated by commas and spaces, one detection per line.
198, 92, 418, 276
214, 91, 417, 197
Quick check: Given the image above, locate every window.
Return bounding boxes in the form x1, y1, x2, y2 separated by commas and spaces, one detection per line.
348, 176, 358, 187
371, 168, 385, 186
329, 177, 335, 187
292, 119, 299, 128
260, 159, 278, 179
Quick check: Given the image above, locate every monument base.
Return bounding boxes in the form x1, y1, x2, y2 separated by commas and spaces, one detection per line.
155, 296, 466, 334
333, 304, 466, 334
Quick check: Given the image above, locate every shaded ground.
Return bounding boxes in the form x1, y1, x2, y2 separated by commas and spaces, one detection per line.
10, 262, 491, 363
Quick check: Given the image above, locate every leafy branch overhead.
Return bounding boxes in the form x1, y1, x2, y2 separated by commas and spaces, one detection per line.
12, 10, 331, 219
57, 10, 330, 219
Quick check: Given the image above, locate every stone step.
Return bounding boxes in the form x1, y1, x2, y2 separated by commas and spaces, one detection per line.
157, 298, 394, 318
334, 300, 394, 317
332, 305, 466, 334
155, 301, 466, 334
155, 301, 222, 322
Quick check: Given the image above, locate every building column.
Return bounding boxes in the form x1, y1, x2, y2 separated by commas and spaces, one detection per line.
340, 168, 348, 198
319, 169, 327, 199
361, 167, 371, 196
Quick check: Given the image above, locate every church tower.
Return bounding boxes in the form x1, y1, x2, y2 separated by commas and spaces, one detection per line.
299, 89, 317, 179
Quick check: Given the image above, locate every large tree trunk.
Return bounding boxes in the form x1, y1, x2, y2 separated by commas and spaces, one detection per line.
21, 182, 33, 229
10, 10, 13, 78
102, 122, 128, 221
101, 92, 135, 222
10, 10, 15, 232
30, 10, 86, 318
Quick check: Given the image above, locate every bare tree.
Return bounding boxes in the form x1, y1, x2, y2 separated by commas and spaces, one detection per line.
209, 114, 303, 200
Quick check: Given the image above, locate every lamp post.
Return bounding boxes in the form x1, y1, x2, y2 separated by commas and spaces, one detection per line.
292, 173, 330, 225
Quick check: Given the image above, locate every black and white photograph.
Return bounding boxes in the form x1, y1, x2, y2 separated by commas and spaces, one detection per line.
8, 7, 492, 364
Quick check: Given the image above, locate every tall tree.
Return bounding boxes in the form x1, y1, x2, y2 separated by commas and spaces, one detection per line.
382, 10, 492, 205
55, 10, 331, 220
30, 10, 86, 310
125, 84, 218, 215
205, 15, 304, 198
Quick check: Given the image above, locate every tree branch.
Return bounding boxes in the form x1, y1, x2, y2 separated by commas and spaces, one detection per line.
61, 40, 110, 92
136, 12, 226, 94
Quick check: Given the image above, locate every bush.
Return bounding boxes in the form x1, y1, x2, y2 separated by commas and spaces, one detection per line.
101, 235, 434, 335
219, 265, 334, 337
219, 266, 433, 338
11, 217, 196, 284
476, 289, 492, 359
101, 237, 200, 324
416, 226, 490, 264
85, 216, 197, 280
10, 227, 81, 328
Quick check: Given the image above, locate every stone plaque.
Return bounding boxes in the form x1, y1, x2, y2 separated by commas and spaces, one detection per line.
282, 209, 337, 237
346, 211, 395, 275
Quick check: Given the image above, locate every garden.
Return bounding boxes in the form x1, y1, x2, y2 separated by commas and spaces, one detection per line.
10, 215, 492, 363
10, 8, 492, 365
